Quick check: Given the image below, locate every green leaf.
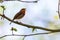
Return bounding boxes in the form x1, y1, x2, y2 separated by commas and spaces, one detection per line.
0, 6, 5, 10
11, 27, 17, 32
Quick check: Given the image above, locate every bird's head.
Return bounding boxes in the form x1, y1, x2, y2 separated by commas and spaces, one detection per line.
22, 8, 26, 10
21, 8, 26, 13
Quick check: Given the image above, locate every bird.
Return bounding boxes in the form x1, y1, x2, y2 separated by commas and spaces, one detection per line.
10, 8, 26, 24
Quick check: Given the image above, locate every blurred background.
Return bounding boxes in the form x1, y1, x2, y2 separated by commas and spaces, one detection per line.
1, 0, 38, 1
0, 0, 60, 40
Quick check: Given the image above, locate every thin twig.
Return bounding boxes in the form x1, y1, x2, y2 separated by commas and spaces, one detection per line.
22, 36, 26, 40
11, 27, 14, 35
0, 35, 7, 39
19, 1, 38, 3
0, 32, 54, 39
58, 0, 60, 18
4, 0, 39, 3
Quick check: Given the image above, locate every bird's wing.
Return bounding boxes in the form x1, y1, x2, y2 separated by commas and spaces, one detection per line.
13, 9, 25, 20
13, 12, 21, 20
16, 12, 25, 19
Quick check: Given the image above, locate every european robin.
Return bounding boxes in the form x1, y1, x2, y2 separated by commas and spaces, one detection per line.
10, 8, 26, 24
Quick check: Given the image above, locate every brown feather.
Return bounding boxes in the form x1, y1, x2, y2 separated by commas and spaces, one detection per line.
13, 8, 26, 20
10, 8, 26, 24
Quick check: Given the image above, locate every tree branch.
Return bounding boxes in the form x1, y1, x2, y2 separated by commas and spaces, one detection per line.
0, 31, 56, 39
4, 0, 39, 3
58, 0, 60, 18
0, 14, 60, 32
19, 1, 38, 3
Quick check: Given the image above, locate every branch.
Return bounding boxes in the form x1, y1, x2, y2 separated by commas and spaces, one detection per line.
4, 0, 39, 3
58, 0, 60, 18
0, 32, 55, 39
19, 1, 38, 3
0, 14, 60, 32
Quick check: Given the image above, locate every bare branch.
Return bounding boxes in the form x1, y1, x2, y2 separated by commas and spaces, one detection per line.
0, 14, 60, 32
58, 0, 60, 18
0, 32, 55, 39
0, 35, 7, 39
18, 0, 39, 3
4, 0, 39, 3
